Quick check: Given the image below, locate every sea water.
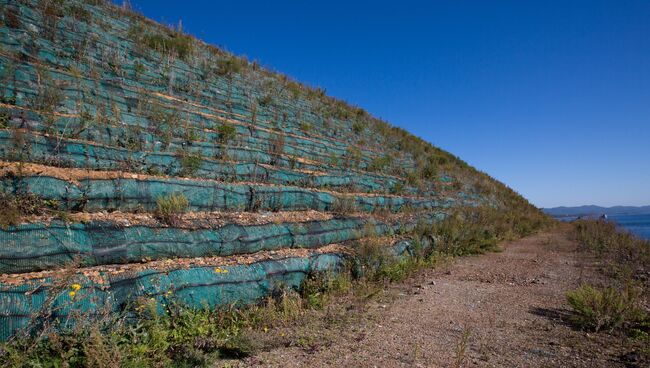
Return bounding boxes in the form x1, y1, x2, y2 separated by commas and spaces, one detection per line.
609, 213, 650, 240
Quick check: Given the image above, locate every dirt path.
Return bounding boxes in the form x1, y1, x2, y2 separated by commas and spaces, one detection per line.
238, 225, 642, 367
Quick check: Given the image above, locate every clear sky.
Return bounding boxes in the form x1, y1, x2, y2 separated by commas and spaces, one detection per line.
123, 0, 650, 208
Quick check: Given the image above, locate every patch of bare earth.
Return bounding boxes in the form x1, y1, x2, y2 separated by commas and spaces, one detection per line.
228, 225, 646, 367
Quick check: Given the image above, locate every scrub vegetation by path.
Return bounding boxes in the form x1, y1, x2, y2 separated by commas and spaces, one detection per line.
234, 223, 648, 368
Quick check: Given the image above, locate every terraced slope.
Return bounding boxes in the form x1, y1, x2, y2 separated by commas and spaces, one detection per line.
0, 0, 543, 341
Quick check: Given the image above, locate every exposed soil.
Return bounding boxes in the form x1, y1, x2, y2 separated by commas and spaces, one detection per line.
233, 225, 647, 367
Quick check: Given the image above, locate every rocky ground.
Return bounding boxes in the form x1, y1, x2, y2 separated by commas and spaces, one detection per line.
224, 225, 647, 367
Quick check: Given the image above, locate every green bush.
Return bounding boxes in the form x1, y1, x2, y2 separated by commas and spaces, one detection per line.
300, 272, 351, 309
155, 193, 189, 226
217, 124, 237, 143
143, 31, 193, 60
216, 56, 243, 76
0, 192, 57, 229
331, 197, 357, 217
567, 284, 647, 332
299, 122, 312, 133
178, 151, 203, 177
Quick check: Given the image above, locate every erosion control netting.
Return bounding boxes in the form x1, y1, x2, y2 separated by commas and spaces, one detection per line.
0, 0, 425, 177
0, 237, 432, 342
0, 172, 448, 213
0, 131, 421, 194
0, 41, 406, 174
0, 251, 344, 342
0, 0, 497, 344
0, 213, 444, 274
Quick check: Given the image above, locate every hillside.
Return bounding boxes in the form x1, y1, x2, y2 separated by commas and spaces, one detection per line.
0, 0, 546, 347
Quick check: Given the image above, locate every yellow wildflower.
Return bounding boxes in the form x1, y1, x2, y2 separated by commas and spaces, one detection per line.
214, 268, 222, 273
263, 326, 269, 333
71, 284, 81, 291
222, 269, 229, 273
69, 291, 76, 298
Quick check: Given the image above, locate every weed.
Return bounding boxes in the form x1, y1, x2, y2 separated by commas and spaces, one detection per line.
65, 3, 92, 23
143, 31, 193, 60
566, 284, 647, 332
331, 197, 357, 217
352, 121, 365, 134
178, 151, 202, 177
0, 109, 9, 128
268, 133, 285, 165
216, 56, 243, 76
155, 192, 189, 226
345, 146, 362, 169
299, 122, 312, 133
3, 6, 21, 29
217, 124, 237, 144
453, 327, 472, 368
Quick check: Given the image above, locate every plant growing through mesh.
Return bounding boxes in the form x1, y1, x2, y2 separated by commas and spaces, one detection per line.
155, 193, 189, 226
217, 124, 236, 144
268, 133, 285, 166
299, 122, 312, 133
331, 197, 357, 217
216, 56, 243, 76
178, 150, 203, 177
3, 6, 22, 29
143, 31, 193, 60
345, 146, 362, 169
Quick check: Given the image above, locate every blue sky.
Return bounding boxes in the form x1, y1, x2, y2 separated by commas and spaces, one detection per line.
124, 0, 650, 208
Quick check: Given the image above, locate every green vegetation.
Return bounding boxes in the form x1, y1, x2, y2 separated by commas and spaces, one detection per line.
331, 196, 357, 217
345, 146, 362, 169
0, 204, 548, 366
3, 6, 22, 29
268, 133, 285, 165
299, 122, 312, 133
216, 56, 243, 76
217, 124, 237, 143
567, 284, 647, 332
368, 155, 392, 173
0, 191, 61, 228
142, 31, 193, 60
178, 150, 203, 177
567, 220, 649, 338
0, 109, 9, 128
155, 192, 189, 226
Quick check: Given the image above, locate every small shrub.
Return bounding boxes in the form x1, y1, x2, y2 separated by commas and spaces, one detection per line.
217, 124, 236, 143
299, 272, 351, 310
299, 122, 312, 133
0, 192, 55, 229
368, 155, 392, 173
345, 147, 362, 169
352, 121, 365, 134
259, 94, 273, 107
331, 197, 357, 217
566, 284, 647, 332
0, 109, 10, 128
143, 31, 193, 60
390, 181, 404, 195
3, 6, 22, 28
178, 151, 202, 177
216, 56, 243, 76
268, 133, 285, 165
0, 195, 21, 229
65, 3, 92, 22
155, 193, 189, 226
